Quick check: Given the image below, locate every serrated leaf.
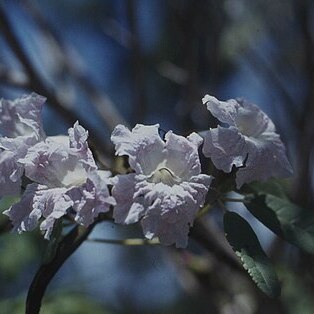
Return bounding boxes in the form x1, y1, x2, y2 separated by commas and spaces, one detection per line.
246, 194, 314, 254
224, 211, 281, 297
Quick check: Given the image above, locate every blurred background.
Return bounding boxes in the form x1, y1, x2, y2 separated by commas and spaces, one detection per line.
1, 0, 314, 313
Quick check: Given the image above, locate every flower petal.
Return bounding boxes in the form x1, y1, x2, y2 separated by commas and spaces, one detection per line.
202, 94, 239, 126
4, 183, 73, 239
112, 173, 146, 224
3, 183, 42, 233
0, 149, 23, 197
164, 131, 202, 180
111, 124, 213, 247
140, 176, 212, 248
34, 186, 73, 239
20, 140, 79, 187
235, 99, 276, 137
0, 93, 46, 140
202, 126, 246, 173
236, 134, 294, 188
187, 132, 203, 147
67, 170, 116, 226
0, 135, 36, 197
114, 173, 213, 248
202, 95, 293, 187
68, 121, 96, 169
111, 124, 165, 175
20, 126, 95, 188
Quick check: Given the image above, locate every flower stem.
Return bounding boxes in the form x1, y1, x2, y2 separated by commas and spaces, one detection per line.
217, 199, 228, 212
196, 204, 212, 218
221, 197, 246, 203
87, 237, 160, 246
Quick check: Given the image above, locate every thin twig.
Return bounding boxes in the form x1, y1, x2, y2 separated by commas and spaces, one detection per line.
196, 204, 212, 218
87, 237, 160, 246
127, 0, 146, 124
222, 197, 247, 203
217, 199, 228, 213
293, 0, 314, 208
22, 0, 128, 131
0, 5, 111, 159
0, 66, 30, 89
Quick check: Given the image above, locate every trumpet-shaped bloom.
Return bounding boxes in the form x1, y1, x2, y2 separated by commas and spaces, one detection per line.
4, 122, 115, 239
202, 95, 293, 188
4, 183, 72, 238
67, 170, 116, 226
0, 93, 46, 197
111, 124, 213, 248
19, 122, 96, 188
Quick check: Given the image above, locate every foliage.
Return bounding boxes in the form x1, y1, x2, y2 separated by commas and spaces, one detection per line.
224, 211, 281, 297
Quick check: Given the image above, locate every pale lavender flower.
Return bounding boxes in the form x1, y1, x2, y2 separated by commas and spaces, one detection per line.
67, 170, 116, 226
0, 92, 45, 139
0, 93, 46, 197
4, 122, 115, 239
19, 122, 96, 188
111, 124, 213, 248
4, 183, 72, 239
202, 95, 293, 188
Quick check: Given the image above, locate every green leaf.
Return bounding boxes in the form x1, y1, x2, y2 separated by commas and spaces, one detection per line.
242, 179, 289, 199
224, 211, 281, 297
246, 194, 314, 254
0, 292, 111, 314
0, 232, 38, 280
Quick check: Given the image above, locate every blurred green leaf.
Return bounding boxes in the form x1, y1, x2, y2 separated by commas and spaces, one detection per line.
0, 196, 20, 235
224, 211, 281, 297
246, 194, 314, 254
279, 266, 314, 314
0, 292, 111, 314
242, 179, 289, 199
0, 196, 20, 213
0, 233, 38, 280
0, 195, 39, 280
42, 292, 112, 314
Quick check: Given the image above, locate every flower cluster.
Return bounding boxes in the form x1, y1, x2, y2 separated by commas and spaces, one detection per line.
1, 92, 293, 247
202, 95, 293, 188
1, 94, 115, 239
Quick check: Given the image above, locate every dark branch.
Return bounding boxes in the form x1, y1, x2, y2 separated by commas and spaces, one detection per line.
0, 5, 111, 159
21, 0, 128, 131
25, 223, 97, 314
127, 0, 147, 124
293, 0, 314, 207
